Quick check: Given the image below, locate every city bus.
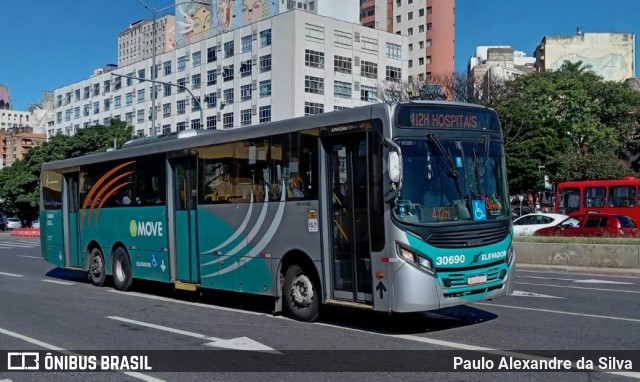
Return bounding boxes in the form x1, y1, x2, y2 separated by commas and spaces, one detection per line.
555, 177, 640, 221
40, 101, 515, 322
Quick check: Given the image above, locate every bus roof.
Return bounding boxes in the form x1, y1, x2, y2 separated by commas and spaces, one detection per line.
558, 178, 640, 188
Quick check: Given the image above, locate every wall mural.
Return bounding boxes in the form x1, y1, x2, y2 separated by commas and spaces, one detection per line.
175, 0, 279, 46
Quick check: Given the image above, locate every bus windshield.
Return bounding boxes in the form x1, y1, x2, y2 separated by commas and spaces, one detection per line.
393, 137, 509, 224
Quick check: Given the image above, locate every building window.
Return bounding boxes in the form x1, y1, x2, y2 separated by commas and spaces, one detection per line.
177, 121, 186, 131
427, 6, 432, 14
361, 85, 377, 101
408, 11, 413, 20
419, 40, 424, 49
396, 15, 401, 23
408, 43, 413, 52
427, 23, 432, 30
305, 50, 324, 68
334, 81, 352, 98
386, 43, 401, 59
104, 80, 111, 93
75, 89, 81, 101
104, 99, 111, 111
125, 93, 133, 106
426, 56, 432, 64
178, 56, 186, 71
426, 39, 432, 48
206, 92, 217, 108
240, 109, 252, 126
386, 66, 402, 82
305, 76, 324, 94
126, 74, 133, 86
163, 103, 171, 117
223, 112, 234, 128
419, 8, 424, 16
192, 51, 201, 67
137, 109, 144, 123
178, 78, 186, 93
206, 116, 217, 129
407, 28, 413, 36
114, 96, 121, 108
163, 61, 171, 76
74, 107, 80, 118
137, 89, 145, 103
192, 98, 200, 112
419, 25, 424, 33
334, 55, 352, 74
260, 80, 271, 97
419, 57, 424, 65
361, 61, 378, 79
240, 60, 252, 77
224, 41, 234, 58
94, 83, 100, 95
93, 102, 100, 114
334, 31, 352, 48
408, 60, 413, 68
65, 109, 71, 121
207, 46, 217, 63
260, 29, 271, 47
192, 74, 201, 89
259, 105, 271, 123
164, 84, 172, 97
240, 84, 252, 101
223, 88, 234, 103
84, 87, 90, 99
177, 100, 186, 115
162, 124, 171, 134
304, 102, 323, 115
223, 65, 234, 82
305, 24, 324, 43
259, 55, 271, 72
241, 36, 252, 53
207, 69, 217, 86
334, 106, 349, 111
191, 118, 201, 130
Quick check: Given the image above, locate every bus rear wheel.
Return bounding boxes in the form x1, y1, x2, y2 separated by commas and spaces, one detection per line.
283, 264, 319, 322
112, 247, 133, 291
89, 248, 106, 287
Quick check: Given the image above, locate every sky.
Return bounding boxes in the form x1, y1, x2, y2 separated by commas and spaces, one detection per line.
1, 0, 639, 111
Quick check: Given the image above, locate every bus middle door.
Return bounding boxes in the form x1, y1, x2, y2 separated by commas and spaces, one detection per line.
171, 157, 199, 284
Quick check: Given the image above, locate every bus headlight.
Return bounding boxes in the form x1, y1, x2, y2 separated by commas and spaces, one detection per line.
506, 244, 515, 266
396, 243, 434, 274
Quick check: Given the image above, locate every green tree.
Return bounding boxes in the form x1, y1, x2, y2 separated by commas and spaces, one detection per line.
0, 120, 133, 222
490, 61, 640, 194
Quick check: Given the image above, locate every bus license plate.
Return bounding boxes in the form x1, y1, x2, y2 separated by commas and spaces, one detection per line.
467, 274, 487, 285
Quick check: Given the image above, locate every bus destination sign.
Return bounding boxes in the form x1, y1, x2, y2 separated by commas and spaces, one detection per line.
396, 105, 499, 131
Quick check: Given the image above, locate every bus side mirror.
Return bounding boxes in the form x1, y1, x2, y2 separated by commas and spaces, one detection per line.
389, 151, 401, 183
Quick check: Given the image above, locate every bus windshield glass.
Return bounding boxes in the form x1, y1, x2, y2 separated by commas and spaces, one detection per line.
393, 137, 509, 224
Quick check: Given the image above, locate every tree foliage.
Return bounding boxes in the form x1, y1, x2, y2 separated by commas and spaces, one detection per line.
0, 120, 133, 222
489, 61, 640, 193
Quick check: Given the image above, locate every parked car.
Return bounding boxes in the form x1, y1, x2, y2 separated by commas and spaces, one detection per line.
535, 213, 639, 237
6, 217, 22, 230
31, 218, 40, 229
512, 213, 569, 236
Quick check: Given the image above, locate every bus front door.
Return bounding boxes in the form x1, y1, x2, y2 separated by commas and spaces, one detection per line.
326, 132, 373, 303
171, 157, 199, 284
62, 172, 81, 268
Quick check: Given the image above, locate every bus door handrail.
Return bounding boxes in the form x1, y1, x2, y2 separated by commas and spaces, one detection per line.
384, 137, 403, 202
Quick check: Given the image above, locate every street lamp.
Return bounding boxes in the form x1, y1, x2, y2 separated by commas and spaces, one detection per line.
135, 0, 210, 135
111, 73, 204, 134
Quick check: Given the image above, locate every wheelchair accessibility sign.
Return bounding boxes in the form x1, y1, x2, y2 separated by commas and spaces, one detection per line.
472, 200, 487, 221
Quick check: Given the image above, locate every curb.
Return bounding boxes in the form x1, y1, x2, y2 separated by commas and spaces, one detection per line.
10, 228, 40, 238
517, 263, 640, 277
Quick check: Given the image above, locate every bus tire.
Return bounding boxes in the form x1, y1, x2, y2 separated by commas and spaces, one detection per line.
112, 247, 133, 291
283, 264, 319, 322
89, 247, 106, 287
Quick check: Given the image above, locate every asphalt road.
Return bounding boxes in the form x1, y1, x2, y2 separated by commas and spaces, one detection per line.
0, 232, 638, 382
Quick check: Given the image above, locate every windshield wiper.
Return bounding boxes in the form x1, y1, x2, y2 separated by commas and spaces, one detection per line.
426, 133, 463, 199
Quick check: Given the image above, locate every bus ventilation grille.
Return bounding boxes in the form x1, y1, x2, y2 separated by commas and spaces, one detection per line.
426, 225, 508, 248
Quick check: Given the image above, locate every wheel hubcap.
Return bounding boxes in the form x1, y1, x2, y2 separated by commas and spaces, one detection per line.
291, 274, 314, 307
115, 258, 125, 282
91, 255, 103, 281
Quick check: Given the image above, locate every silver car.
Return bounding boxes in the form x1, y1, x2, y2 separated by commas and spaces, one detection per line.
6, 218, 22, 230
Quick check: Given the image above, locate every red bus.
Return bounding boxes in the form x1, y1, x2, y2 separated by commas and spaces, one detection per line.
555, 177, 640, 221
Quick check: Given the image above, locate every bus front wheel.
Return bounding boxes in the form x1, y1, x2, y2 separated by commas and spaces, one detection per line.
89, 248, 106, 287
283, 264, 319, 322
112, 247, 133, 291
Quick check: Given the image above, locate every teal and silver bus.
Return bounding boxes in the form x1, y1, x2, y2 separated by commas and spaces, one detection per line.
40, 101, 515, 321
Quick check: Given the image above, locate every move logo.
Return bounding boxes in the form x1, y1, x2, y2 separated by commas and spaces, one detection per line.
129, 220, 164, 237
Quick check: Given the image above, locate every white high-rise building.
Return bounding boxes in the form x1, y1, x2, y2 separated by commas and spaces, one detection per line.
51, 10, 407, 137
118, 16, 176, 67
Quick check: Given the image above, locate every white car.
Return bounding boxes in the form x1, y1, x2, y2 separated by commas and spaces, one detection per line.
512, 213, 569, 236
5, 217, 22, 230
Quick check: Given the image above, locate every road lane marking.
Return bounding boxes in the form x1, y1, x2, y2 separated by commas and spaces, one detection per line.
107, 316, 277, 352
19, 255, 42, 259
511, 290, 564, 298
107, 289, 267, 316
41, 279, 75, 285
475, 302, 640, 323
0, 326, 167, 382
0, 243, 40, 248
0, 272, 23, 277
518, 275, 634, 285
516, 281, 640, 294
516, 269, 639, 280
